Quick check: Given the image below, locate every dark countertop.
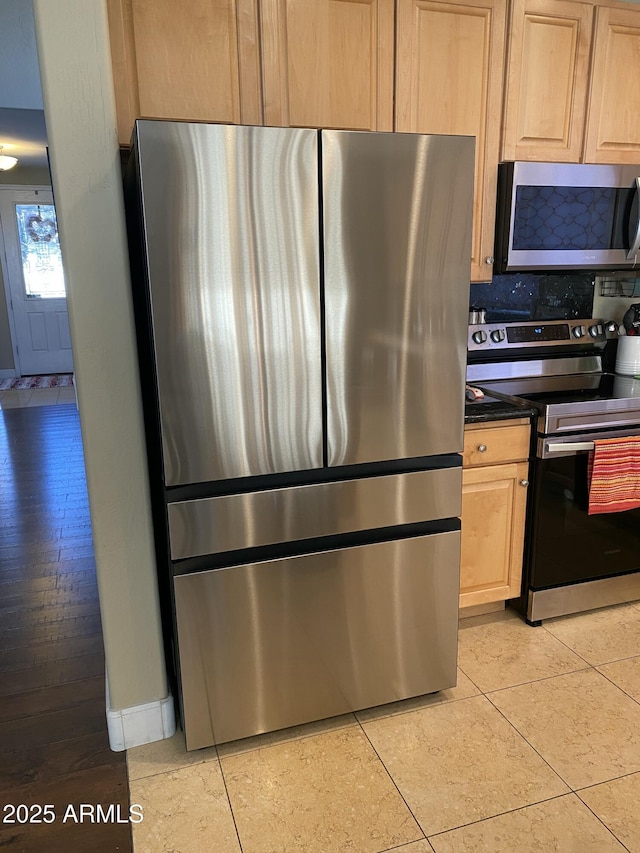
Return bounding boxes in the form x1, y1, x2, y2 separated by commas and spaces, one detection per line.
465, 392, 537, 425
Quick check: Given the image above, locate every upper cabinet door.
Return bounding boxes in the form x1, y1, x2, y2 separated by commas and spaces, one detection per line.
395, 0, 507, 283
260, 0, 394, 130
584, 4, 640, 164
106, 0, 262, 145
502, 0, 593, 162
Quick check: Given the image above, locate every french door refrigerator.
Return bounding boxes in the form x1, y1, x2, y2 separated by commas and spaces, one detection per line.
125, 120, 474, 749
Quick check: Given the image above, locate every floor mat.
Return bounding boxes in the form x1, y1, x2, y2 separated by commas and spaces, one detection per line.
0, 374, 74, 391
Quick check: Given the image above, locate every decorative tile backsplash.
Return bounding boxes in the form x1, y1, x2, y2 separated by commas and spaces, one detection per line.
469, 273, 595, 322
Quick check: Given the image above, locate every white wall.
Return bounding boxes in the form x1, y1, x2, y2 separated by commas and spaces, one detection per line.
32, 0, 169, 726
0, 0, 43, 109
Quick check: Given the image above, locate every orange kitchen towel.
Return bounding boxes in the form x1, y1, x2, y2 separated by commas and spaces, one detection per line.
588, 436, 640, 515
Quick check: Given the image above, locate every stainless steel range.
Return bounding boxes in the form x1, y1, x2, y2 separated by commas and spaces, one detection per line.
467, 318, 640, 623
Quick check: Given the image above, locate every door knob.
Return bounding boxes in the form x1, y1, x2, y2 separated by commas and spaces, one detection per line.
520, 479, 529, 487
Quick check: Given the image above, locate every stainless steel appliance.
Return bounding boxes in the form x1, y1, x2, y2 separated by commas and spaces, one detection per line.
125, 120, 475, 748
495, 161, 640, 272
467, 319, 640, 623
468, 306, 487, 324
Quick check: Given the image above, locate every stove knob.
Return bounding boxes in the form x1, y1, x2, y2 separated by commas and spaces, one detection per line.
472, 330, 488, 345
572, 325, 586, 339
490, 329, 505, 343
588, 324, 604, 338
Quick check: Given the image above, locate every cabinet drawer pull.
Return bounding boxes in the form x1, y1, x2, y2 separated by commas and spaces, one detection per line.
520, 479, 529, 487
477, 444, 487, 452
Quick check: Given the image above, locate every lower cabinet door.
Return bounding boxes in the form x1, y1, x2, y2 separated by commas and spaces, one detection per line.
460, 462, 528, 608
174, 531, 460, 749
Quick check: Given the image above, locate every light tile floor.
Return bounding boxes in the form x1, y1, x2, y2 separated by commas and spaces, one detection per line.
9, 383, 640, 848
0, 385, 77, 408
127, 602, 640, 852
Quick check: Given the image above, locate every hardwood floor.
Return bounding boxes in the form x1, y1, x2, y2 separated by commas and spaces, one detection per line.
0, 405, 132, 852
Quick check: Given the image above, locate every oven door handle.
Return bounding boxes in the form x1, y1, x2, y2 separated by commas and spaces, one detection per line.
544, 440, 595, 457
627, 177, 640, 262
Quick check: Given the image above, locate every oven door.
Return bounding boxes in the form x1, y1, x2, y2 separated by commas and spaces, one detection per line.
527, 428, 640, 591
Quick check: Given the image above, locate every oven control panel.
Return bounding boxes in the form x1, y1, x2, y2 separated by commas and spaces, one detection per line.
468, 318, 612, 351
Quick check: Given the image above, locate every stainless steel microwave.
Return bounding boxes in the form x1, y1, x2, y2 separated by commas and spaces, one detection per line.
494, 161, 640, 273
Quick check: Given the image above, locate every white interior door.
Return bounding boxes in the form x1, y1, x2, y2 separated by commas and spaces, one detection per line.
0, 187, 73, 375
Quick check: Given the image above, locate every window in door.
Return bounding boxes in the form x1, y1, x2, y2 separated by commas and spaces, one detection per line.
15, 204, 66, 299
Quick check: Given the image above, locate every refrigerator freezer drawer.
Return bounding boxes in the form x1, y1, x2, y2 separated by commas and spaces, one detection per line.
174, 531, 460, 748
167, 467, 462, 559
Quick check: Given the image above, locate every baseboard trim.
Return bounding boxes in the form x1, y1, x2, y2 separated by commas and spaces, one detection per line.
0, 369, 17, 380
106, 692, 176, 752
459, 601, 505, 619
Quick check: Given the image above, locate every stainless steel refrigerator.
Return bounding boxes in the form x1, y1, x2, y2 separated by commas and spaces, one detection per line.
126, 120, 474, 749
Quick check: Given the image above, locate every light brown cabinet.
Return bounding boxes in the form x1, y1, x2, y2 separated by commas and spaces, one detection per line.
584, 4, 640, 163
106, 0, 263, 145
396, 0, 507, 282
460, 419, 530, 610
502, 0, 593, 161
502, 0, 640, 164
107, 0, 394, 142
260, 0, 394, 130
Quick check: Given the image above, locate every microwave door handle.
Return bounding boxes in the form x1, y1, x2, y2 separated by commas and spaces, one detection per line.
627, 177, 640, 261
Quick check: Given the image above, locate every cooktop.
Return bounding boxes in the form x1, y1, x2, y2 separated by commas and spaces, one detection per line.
480, 372, 640, 405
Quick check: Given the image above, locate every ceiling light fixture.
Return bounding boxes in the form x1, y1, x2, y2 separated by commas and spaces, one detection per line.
0, 146, 18, 171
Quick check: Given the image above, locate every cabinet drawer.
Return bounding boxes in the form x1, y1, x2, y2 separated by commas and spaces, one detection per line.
463, 424, 530, 466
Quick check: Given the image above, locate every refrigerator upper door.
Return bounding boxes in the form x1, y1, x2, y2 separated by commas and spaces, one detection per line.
134, 122, 323, 485
322, 131, 475, 467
